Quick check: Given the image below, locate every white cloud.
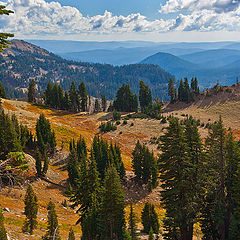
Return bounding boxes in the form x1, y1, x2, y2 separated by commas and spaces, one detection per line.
160, 0, 240, 14
0, 0, 240, 38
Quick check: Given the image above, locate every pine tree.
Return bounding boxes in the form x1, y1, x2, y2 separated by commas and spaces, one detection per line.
128, 203, 138, 240
0, 210, 7, 240
79, 82, 88, 111
168, 78, 176, 103
0, 81, 6, 98
101, 94, 107, 112
67, 148, 80, 186
148, 228, 154, 240
178, 79, 184, 102
0, 5, 14, 52
42, 150, 49, 176
68, 227, 75, 240
28, 79, 36, 103
69, 81, 80, 113
43, 201, 61, 240
101, 166, 126, 239
139, 80, 152, 111
159, 117, 202, 240
141, 202, 159, 234
22, 185, 38, 234
35, 149, 42, 176
94, 99, 100, 113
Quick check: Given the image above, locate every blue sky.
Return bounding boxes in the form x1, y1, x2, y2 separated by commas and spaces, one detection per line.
45, 0, 166, 20
0, 0, 240, 41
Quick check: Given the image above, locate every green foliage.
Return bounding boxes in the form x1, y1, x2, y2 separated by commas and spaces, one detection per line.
141, 202, 159, 234
100, 166, 126, 240
28, 79, 36, 103
148, 228, 154, 240
35, 149, 42, 176
101, 94, 107, 112
113, 110, 121, 121
0, 81, 6, 98
168, 78, 177, 103
94, 98, 100, 113
69, 81, 80, 113
113, 84, 138, 112
0, 110, 22, 158
0, 210, 7, 240
36, 114, 56, 154
0, 5, 14, 52
139, 80, 152, 110
128, 203, 139, 240
78, 81, 88, 111
67, 148, 80, 186
42, 201, 61, 240
68, 227, 75, 240
132, 141, 158, 190
22, 185, 38, 235
159, 117, 204, 239
92, 136, 125, 180
99, 121, 117, 133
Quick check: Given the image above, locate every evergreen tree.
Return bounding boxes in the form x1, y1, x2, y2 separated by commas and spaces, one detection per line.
101, 94, 107, 112
159, 117, 203, 240
139, 80, 152, 110
69, 81, 80, 112
128, 203, 138, 240
68, 227, 75, 240
178, 79, 184, 102
94, 99, 100, 113
22, 185, 38, 234
148, 228, 154, 240
43, 201, 61, 240
0, 210, 7, 240
76, 135, 87, 161
35, 149, 42, 176
0, 81, 6, 98
100, 166, 126, 240
28, 79, 36, 103
168, 78, 176, 103
141, 202, 159, 234
67, 148, 80, 186
0, 110, 21, 158
183, 78, 191, 103
0, 5, 14, 52
79, 82, 88, 111
42, 150, 49, 176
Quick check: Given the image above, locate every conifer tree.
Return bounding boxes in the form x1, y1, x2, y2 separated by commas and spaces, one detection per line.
28, 79, 36, 103
0, 81, 6, 98
168, 78, 176, 103
0, 5, 14, 52
67, 148, 80, 186
128, 203, 138, 240
101, 94, 107, 112
139, 80, 152, 111
0, 210, 7, 240
101, 166, 126, 240
159, 117, 202, 239
42, 150, 49, 176
76, 135, 87, 161
43, 201, 61, 240
148, 228, 154, 240
35, 149, 42, 176
94, 99, 100, 113
68, 227, 75, 240
178, 79, 184, 102
79, 82, 88, 111
69, 81, 80, 112
22, 185, 38, 234
141, 202, 159, 234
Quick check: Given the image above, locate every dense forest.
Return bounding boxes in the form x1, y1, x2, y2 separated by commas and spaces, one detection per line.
0, 40, 174, 100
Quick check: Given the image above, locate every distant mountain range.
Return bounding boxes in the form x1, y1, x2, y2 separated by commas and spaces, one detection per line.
0, 40, 173, 99
27, 40, 240, 88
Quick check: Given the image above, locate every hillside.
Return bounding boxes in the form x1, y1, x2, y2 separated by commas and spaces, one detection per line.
3, 84, 240, 239
0, 40, 174, 99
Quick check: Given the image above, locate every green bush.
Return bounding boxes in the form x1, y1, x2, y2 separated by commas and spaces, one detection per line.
113, 110, 121, 121
99, 121, 117, 133
123, 120, 128, 125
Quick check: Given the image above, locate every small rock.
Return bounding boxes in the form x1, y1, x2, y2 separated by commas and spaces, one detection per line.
3, 207, 10, 212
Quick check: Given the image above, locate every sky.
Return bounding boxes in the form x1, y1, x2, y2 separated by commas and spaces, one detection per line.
0, 0, 240, 42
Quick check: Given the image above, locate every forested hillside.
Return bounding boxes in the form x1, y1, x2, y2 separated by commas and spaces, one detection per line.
0, 40, 174, 99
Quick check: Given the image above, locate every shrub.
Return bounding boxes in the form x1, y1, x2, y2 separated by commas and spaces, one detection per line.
116, 120, 121, 125
99, 121, 117, 133
161, 117, 167, 124
113, 110, 121, 121
130, 122, 134, 127
123, 120, 127, 125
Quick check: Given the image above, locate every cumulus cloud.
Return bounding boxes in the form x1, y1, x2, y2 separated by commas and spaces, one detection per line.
0, 0, 240, 37
160, 0, 240, 14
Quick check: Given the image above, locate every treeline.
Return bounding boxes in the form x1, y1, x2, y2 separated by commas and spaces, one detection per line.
168, 77, 200, 103
158, 116, 240, 239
